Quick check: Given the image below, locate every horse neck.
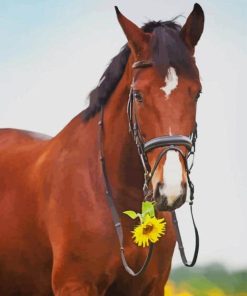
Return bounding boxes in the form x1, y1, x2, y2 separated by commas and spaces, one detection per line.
52, 56, 144, 211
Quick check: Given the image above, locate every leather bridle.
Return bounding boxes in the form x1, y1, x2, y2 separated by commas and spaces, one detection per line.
127, 62, 197, 198
99, 60, 199, 277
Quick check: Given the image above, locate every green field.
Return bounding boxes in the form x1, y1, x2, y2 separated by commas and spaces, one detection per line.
165, 264, 247, 296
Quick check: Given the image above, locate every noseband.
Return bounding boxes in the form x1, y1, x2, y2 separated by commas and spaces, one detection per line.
99, 60, 199, 277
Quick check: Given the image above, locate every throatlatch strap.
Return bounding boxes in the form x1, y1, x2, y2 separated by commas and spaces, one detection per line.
99, 108, 153, 277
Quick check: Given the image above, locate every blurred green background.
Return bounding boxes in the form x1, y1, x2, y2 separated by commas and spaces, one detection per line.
165, 264, 247, 296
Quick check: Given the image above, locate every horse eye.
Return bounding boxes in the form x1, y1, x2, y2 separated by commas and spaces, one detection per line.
133, 90, 143, 102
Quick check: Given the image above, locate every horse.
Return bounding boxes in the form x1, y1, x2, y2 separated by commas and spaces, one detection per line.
0, 3, 204, 295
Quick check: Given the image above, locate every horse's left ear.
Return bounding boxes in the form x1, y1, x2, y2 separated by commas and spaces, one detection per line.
181, 3, 204, 53
114, 6, 150, 58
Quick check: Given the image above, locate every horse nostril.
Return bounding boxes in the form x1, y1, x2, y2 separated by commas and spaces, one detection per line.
173, 193, 186, 208
154, 182, 164, 199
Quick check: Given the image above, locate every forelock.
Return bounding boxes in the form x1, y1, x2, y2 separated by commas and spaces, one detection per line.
150, 23, 197, 78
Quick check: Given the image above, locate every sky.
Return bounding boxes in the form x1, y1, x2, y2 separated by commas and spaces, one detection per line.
0, 0, 246, 270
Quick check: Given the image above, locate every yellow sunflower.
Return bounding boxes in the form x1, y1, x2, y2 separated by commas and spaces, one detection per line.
132, 215, 166, 247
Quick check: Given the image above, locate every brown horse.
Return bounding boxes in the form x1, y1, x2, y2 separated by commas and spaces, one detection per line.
0, 4, 204, 296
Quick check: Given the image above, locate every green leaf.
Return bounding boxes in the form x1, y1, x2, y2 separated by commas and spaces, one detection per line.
142, 201, 155, 218
123, 210, 138, 219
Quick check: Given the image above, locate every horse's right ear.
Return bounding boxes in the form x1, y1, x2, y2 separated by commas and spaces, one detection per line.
180, 3, 204, 53
114, 6, 150, 58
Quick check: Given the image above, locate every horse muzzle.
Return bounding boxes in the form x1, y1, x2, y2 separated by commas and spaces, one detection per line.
154, 181, 187, 211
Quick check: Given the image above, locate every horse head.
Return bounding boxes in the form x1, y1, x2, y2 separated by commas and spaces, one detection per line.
115, 4, 204, 211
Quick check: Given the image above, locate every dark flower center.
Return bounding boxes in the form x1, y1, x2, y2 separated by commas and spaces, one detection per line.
143, 224, 153, 235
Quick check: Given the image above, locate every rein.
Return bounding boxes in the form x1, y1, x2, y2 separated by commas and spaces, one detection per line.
98, 108, 153, 276
99, 60, 199, 276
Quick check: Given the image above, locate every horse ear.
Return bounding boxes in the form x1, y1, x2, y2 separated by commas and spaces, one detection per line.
115, 6, 149, 57
180, 3, 204, 53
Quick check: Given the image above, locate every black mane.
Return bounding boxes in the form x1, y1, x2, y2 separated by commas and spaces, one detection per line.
82, 20, 195, 121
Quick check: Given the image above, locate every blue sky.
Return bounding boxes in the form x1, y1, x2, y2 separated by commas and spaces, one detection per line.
0, 0, 245, 65
0, 0, 246, 270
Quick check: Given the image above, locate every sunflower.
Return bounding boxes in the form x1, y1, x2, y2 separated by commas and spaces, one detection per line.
132, 215, 166, 247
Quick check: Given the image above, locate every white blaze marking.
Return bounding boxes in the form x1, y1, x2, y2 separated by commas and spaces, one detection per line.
160, 67, 178, 98
160, 151, 183, 206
